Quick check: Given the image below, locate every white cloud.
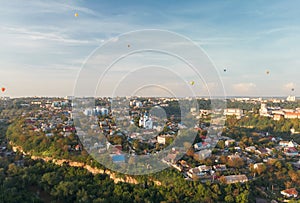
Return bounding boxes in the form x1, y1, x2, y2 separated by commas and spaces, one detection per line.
0, 26, 91, 45
232, 82, 256, 93
0, 1, 97, 16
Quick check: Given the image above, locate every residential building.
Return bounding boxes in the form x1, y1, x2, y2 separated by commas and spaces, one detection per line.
213, 164, 227, 171
285, 112, 300, 119
157, 135, 169, 145
286, 95, 296, 102
260, 103, 271, 117
281, 188, 298, 198
225, 139, 235, 147
187, 165, 212, 178
223, 175, 248, 184
197, 149, 212, 160
194, 142, 211, 151
284, 147, 298, 157
273, 114, 283, 121
224, 108, 244, 119
279, 140, 298, 148
245, 146, 256, 153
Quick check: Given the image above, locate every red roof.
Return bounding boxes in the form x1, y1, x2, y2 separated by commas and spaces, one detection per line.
285, 112, 300, 116
282, 188, 298, 196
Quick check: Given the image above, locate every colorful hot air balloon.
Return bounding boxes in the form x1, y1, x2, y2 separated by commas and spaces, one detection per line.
74, 12, 79, 17
1, 87, 5, 92
190, 81, 195, 86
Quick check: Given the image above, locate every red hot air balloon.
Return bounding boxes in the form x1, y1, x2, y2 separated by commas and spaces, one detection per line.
1, 87, 5, 92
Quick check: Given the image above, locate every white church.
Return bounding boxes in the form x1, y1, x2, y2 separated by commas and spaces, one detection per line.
139, 112, 153, 129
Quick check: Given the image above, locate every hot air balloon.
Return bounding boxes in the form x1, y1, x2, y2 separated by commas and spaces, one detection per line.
223, 68, 227, 72
266, 70, 270, 75
1, 87, 5, 92
190, 81, 195, 86
74, 12, 79, 17
128, 44, 130, 48
291, 88, 295, 91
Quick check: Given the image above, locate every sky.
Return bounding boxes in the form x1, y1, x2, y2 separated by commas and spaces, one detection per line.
1, 0, 300, 97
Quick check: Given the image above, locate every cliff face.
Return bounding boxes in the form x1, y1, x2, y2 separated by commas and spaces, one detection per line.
11, 142, 141, 185
30, 155, 139, 184
10, 142, 164, 186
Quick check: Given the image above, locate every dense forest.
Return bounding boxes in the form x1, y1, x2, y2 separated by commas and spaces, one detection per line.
0, 157, 254, 203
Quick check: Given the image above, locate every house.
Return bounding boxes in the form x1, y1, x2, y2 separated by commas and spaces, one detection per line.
178, 160, 190, 169
292, 160, 300, 170
253, 163, 265, 169
213, 164, 227, 171
224, 108, 244, 119
223, 175, 248, 184
197, 149, 212, 160
284, 147, 298, 157
157, 135, 167, 145
273, 114, 283, 121
84, 108, 93, 116
266, 148, 273, 155
135, 101, 143, 107
75, 144, 81, 151
255, 148, 268, 156
259, 103, 272, 117
290, 128, 300, 134
225, 139, 235, 147
96, 107, 109, 115
157, 134, 174, 145
285, 112, 300, 119
187, 167, 203, 178
187, 165, 212, 178
63, 126, 76, 132
194, 142, 211, 151
45, 133, 54, 137
245, 146, 256, 153
281, 188, 298, 198
279, 140, 298, 148
279, 141, 289, 147
198, 165, 212, 173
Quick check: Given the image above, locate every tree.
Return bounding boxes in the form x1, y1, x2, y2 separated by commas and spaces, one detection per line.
255, 164, 267, 175
186, 148, 194, 157
227, 158, 245, 168
288, 170, 300, 184
225, 194, 234, 202
217, 140, 225, 149
76, 188, 90, 202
